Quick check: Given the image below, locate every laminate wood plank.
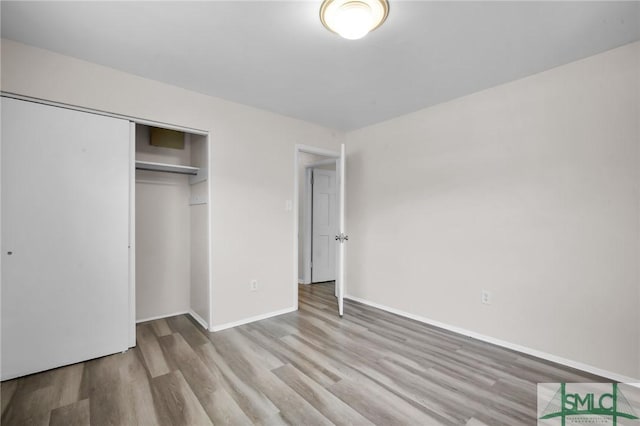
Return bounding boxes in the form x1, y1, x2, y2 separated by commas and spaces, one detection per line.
206, 330, 276, 381
288, 315, 461, 395
128, 350, 152, 382
158, 332, 252, 425
244, 319, 289, 341
165, 315, 209, 348
346, 299, 491, 353
194, 342, 282, 424
54, 363, 85, 408
471, 412, 527, 426
426, 361, 497, 393
206, 388, 254, 426
151, 370, 213, 426
451, 346, 516, 369
291, 314, 371, 346
352, 360, 467, 425
158, 333, 218, 394
417, 364, 536, 421
352, 328, 501, 386
49, 399, 90, 426
203, 332, 333, 425
297, 301, 369, 334
244, 327, 342, 387
490, 375, 537, 401
286, 317, 386, 367
1, 379, 18, 417
344, 313, 452, 354
137, 323, 172, 378
208, 327, 284, 372
297, 296, 328, 310
87, 355, 138, 426
465, 418, 491, 426
294, 310, 431, 369
85, 350, 156, 426
2, 364, 80, 425
283, 328, 445, 414
512, 354, 606, 383
1, 385, 56, 426
12, 367, 57, 395
272, 363, 374, 426
248, 369, 334, 426
295, 335, 463, 426
280, 333, 364, 382
351, 302, 517, 369
388, 333, 510, 378
343, 342, 528, 425
127, 377, 168, 426
2, 282, 620, 426
329, 377, 445, 425
77, 361, 92, 402
150, 318, 173, 337
249, 315, 300, 339
382, 351, 434, 374
440, 384, 534, 425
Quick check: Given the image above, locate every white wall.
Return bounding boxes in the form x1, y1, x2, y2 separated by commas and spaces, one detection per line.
135, 172, 191, 320
0, 39, 343, 328
190, 134, 210, 325
345, 42, 640, 379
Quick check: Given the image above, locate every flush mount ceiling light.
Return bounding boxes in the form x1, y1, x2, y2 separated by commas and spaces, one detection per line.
320, 0, 389, 40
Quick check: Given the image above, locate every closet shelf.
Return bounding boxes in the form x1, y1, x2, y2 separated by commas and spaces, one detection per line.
135, 160, 199, 176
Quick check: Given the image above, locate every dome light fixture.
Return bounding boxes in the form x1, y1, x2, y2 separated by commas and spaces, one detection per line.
320, 0, 389, 40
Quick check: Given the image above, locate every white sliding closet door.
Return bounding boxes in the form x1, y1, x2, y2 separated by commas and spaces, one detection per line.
1, 97, 131, 380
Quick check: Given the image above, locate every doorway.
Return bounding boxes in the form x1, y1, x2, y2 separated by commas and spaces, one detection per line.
303, 162, 338, 284
293, 144, 346, 316
132, 123, 212, 335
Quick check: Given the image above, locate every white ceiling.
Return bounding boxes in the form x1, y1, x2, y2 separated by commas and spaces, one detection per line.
2, 1, 639, 131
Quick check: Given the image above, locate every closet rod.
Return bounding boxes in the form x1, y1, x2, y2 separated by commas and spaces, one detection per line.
135, 160, 199, 176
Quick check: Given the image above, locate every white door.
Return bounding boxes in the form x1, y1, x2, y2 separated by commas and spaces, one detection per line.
1, 97, 131, 380
311, 168, 337, 283
336, 144, 347, 317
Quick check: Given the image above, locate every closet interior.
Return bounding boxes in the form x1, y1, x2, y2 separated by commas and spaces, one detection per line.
134, 124, 210, 329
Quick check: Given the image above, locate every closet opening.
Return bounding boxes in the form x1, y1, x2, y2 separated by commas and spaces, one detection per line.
132, 123, 211, 334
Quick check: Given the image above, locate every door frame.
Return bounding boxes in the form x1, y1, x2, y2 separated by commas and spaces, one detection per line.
293, 145, 340, 310
129, 125, 213, 343
301, 159, 339, 285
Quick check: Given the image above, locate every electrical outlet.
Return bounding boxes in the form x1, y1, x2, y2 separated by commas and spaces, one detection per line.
481, 290, 492, 305
250, 280, 258, 292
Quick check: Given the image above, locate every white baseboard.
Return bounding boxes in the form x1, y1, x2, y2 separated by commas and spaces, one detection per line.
136, 310, 207, 329
136, 310, 188, 324
188, 309, 209, 330
344, 295, 640, 384
210, 306, 297, 332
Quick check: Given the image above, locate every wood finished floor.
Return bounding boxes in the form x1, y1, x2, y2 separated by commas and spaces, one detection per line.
2, 283, 608, 426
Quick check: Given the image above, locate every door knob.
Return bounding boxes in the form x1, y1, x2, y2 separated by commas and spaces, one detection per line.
335, 233, 349, 242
